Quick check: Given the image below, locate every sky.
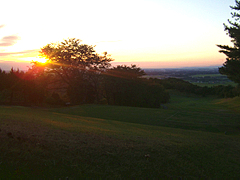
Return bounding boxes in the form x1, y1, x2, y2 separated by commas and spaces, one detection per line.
0, 0, 236, 70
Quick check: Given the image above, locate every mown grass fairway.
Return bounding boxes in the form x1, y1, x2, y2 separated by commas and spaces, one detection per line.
191, 74, 225, 77
192, 81, 237, 87
0, 93, 240, 179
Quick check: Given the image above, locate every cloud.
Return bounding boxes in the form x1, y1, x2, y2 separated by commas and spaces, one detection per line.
0, 35, 21, 47
0, 49, 37, 57
0, 24, 5, 29
0, 49, 39, 70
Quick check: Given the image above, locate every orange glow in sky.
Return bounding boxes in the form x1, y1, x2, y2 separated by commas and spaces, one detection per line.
0, 0, 235, 70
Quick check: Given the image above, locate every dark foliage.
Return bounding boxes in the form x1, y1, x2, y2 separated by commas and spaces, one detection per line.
39, 39, 170, 108
0, 39, 176, 108
217, 0, 240, 84
212, 85, 239, 98
40, 38, 113, 105
102, 65, 169, 108
153, 77, 240, 98
0, 64, 48, 105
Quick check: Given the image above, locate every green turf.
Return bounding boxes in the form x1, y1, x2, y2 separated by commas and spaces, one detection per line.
191, 74, 225, 77
215, 96, 240, 113
0, 93, 240, 179
192, 81, 237, 87
51, 93, 240, 134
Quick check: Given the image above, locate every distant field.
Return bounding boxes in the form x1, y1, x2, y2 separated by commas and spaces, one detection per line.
190, 74, 236, 86
0, 93, 240, 178
191, 74, 225, 77
143, 73, 237, 87
192, 81, 237, 87
143, 75, 165, 79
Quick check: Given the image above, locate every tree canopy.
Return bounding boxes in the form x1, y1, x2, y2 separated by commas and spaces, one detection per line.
40, 38, 114, 104
38, 38, 171, 107
40, 38, 113, 86
217, 0, 240, 85
103, 65, 169, 107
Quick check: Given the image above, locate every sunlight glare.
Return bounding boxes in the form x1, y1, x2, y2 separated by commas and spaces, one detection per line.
30, 57, 48, 64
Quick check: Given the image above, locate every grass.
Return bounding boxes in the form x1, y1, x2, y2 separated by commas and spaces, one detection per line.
215, 96, 240, 113
191, 74, 225, 77
0, 93, 240, 179
192, 81, 237, 87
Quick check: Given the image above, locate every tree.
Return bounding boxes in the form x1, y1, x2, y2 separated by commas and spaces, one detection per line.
217, 0, 240, 85
107, 65, 146, 79
40, 38, 170, 107
102, 65, 169, 108
103, 65, 145, 106
40, 38, 113, 104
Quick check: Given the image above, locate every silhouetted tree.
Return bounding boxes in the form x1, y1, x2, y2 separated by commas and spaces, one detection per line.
22, 63, 48, 104
0, 69, 7, 91
103, 65, 169, 108
217, 0, 240, 85
40, 38, 113, 104
108, 65, 146, 79
39, 38, 170, 107
0, 62, 49, 105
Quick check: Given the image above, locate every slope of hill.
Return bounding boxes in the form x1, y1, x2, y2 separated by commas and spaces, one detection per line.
215, 96, 240, 113
0, 93, 240, 179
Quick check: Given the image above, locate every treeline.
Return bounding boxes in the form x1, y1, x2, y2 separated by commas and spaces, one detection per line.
1, 67, 239, 108
1, 65, 238, 108
152, 78, 240, 98
103, 65, 169, 108
0, 67, 47, 105
0, 64, 170, 108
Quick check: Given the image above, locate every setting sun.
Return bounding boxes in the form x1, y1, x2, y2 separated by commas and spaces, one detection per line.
31, 57, 48, 64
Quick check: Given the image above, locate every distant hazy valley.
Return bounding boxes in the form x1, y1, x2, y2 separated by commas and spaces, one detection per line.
144, 66, 235, 86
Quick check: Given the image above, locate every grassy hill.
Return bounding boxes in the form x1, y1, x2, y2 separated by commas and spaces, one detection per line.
0, 93, 240, 179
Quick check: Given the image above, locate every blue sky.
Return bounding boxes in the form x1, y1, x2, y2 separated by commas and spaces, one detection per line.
0, 0, 236, 70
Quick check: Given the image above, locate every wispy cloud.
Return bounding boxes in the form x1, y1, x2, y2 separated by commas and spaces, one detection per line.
0, 35, 21, 47
0, 24, 5, 29
0, 49, 38, 57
